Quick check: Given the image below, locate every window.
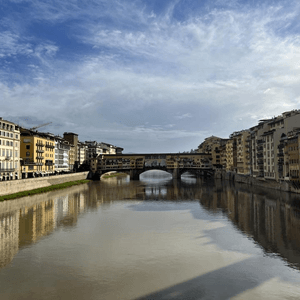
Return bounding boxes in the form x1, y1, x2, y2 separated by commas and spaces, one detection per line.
26, 145, 30, 150
16, 134, 18, 139
15, 150, 18, 157
26, 151, 30, 157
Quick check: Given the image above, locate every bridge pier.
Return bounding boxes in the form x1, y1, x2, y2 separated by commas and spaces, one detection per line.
173, 168, 181, 179
130, 169, 140, 180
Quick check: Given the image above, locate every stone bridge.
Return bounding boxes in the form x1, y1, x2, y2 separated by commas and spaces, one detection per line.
91, 153, 213, 180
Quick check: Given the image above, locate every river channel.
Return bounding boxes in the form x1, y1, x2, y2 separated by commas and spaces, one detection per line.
2, 171, 300, 299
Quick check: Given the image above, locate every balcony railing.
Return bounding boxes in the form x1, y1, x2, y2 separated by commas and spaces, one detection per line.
257, 140, 265, 144
36, 149, 44, 153
36, 143, 45, 147
36, 156, 44, 160
0, 168, 15, 172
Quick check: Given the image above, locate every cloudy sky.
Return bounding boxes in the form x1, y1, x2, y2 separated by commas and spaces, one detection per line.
1, 0, 300, 153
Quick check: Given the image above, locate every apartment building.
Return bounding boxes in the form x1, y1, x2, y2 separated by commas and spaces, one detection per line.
78, 141, 88, 167
68, 144, 75, 171
63, 132, 78, 167
20, 129, 55, 178
225, 139, 235, 172
0, 118, 20, 181
197, 136, 223, 154
85, 141, 104, 165
54, 136, 71, 173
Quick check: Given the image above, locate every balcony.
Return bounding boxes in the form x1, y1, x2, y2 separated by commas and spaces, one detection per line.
36, 143, 45, 147
45, 144, 55, 149
22, 160, 36, 165
257, 153, 264, 158
257, 140, 265, 144
36, 156, 44, 160
36, 149, 44, 153
257, 146, 264, 151
278, 152, 284, 157
0, 168, 15, 172
5, 156, 12, 160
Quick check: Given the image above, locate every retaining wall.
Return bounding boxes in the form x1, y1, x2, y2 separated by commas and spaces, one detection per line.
0, 172, 89, 196
219, 170, 300, 194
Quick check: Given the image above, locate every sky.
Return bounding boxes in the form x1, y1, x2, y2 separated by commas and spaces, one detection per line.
1, 0, 300, 153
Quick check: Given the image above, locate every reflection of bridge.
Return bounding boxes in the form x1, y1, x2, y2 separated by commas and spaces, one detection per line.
91, 153, 213, 180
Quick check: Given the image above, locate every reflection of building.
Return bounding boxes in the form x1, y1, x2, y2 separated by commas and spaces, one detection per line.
19, 200, 55, 246
0, 212, 19, 268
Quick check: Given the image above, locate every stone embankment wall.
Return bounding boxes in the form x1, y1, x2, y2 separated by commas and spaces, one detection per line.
215, 170, 300, 194
0, 172, 90, 196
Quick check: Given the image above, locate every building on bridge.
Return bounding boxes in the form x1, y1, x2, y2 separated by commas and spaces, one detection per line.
91, 153, 213, 180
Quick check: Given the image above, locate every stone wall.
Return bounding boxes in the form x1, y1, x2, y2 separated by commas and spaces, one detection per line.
220, 170, 298, 194
0, 172, 89, 196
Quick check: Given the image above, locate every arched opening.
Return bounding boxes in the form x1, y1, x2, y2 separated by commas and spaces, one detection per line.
140, 170, 173, 182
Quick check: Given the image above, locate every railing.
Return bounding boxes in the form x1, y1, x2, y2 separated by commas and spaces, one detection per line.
257, 140, 265, 144
36, 149, 44, 153
36, 143, 45, 147
36, 156, 44, 159
0, 169, 15, 172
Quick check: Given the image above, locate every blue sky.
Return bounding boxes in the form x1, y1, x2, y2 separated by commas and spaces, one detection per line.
1, 0, 300, 153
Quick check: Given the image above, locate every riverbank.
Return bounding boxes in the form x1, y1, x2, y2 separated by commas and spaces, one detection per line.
0, 179, 90, 201
215, 170, 300, 194
101, 172, 128, 179
0, 171, 90, 197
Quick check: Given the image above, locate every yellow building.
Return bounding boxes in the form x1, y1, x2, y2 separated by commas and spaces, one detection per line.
230, 130, 250, 175
69, 144, 75, 171
20, 129, 55, 178
225, 139, 235, 172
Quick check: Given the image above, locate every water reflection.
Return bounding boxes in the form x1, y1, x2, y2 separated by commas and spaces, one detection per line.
2, 174, 300, 276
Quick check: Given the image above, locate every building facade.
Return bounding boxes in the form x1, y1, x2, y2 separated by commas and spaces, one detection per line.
0, 118, 20, 181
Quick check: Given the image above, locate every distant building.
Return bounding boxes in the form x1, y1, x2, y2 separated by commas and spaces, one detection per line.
63, 132, 78, 168
54, 136, 70, 173
0, 118, 20, 181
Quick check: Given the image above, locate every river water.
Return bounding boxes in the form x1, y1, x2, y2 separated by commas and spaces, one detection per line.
1, 171, 300, 299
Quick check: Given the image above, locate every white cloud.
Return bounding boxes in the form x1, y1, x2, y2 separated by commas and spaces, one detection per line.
2, 1, 300, 151
175, 113, 192, 120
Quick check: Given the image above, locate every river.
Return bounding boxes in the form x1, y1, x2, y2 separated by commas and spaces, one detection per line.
1, 171, 300, 299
